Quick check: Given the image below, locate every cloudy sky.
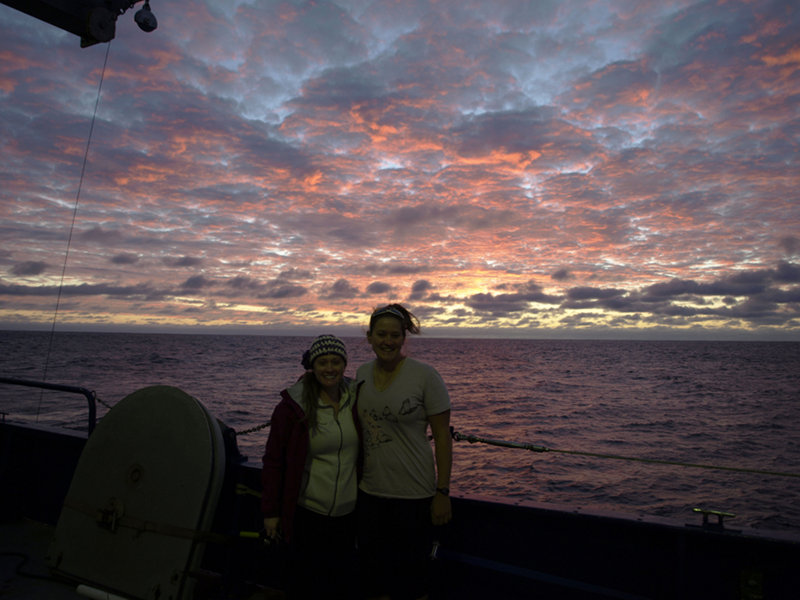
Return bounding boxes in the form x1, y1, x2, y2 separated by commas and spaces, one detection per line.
1, 0, 798, 339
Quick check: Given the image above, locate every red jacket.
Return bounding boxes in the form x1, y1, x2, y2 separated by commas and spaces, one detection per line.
260, 383, 361, 542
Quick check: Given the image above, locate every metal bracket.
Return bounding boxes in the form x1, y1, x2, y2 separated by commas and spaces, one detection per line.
693, 507, 736, 530
96, 497, 125, 532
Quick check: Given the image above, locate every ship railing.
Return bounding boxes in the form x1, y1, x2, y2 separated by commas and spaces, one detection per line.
449, 427, 800, 531
0, 376, 97, 435
449, 427, 800, 479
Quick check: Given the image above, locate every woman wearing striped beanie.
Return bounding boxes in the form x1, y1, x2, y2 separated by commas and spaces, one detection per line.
261, 334, 359, 598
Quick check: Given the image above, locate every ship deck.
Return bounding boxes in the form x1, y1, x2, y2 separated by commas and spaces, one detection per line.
0, 517, 279, 599
0, 518, 84, 599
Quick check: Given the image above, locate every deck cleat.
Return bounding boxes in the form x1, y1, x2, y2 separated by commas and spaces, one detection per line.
692, 507, 737, 530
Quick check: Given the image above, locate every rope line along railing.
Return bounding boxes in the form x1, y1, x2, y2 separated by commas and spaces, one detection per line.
236, 420, 271, 436
450, 428, 800, 479
0, 376, 97, 435
5, 380, 795, 482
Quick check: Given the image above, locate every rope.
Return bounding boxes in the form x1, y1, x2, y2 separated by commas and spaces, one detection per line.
237, 421, 271, 435
451, 429, 800, 479
96, 395, 114, 410
38, 42, 113, 421
65, 498, 232, 545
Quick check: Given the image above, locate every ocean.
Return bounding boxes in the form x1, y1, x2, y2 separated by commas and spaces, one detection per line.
2, 330, 799, 533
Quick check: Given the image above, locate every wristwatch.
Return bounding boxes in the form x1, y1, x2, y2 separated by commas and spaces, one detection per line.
436, 487, 450, 496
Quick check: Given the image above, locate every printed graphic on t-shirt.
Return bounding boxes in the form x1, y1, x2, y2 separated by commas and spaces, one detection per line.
363, 407, 393, 450
363, 396, 424, 452
399, 397, 420, 416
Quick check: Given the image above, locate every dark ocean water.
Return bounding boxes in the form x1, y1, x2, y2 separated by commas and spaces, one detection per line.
2, 330, 799, 533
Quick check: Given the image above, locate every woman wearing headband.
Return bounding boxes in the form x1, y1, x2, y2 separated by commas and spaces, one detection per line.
261, 334, 359, 599
356, 304, 452, 600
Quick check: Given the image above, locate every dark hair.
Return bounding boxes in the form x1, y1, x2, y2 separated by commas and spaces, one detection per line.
368, 303, 421, 336
300, 371, 322, 431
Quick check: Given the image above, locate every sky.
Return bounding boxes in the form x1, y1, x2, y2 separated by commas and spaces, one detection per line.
1, 0, 799, 340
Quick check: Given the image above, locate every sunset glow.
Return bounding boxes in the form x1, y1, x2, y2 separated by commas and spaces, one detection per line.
1, 1, 798, 339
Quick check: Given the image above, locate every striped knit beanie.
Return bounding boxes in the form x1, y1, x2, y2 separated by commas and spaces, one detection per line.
302, 335, 348, 369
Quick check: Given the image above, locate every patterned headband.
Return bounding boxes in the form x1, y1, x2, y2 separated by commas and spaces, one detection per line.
371, 306, 405, 320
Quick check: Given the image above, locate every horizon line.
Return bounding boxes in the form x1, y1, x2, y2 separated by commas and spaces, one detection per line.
1, 323, 797, 342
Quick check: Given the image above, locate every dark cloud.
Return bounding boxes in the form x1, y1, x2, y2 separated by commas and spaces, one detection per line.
640, 268, 787, 302
775, 261, 800, 283
191, 273, 313, 301
466, 280, 562, 316
546, 262, 800, 328
366, 282, 392, 295
566, 287, 626, 301
0, 282, 166, 301
323, 278, 360, 299
235, 130, 317, 179
165, 256, 204, 268
779, 236, 799, 257
451, 107, 601, 170
11, 261, 48, 276
384, 265, 430, 276
409, 279, 433, 301
225, 276, 265, 291
274, 268, 314, 282
111, 253, 139, 265
258, 285, 308, 300
181, 275, 211, 290
79, 226, 122, 243
551, 269, 572, 282
384, 203, 517, 235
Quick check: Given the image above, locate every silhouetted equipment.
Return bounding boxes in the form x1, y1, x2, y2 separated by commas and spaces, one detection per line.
1, 0, 157, 47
